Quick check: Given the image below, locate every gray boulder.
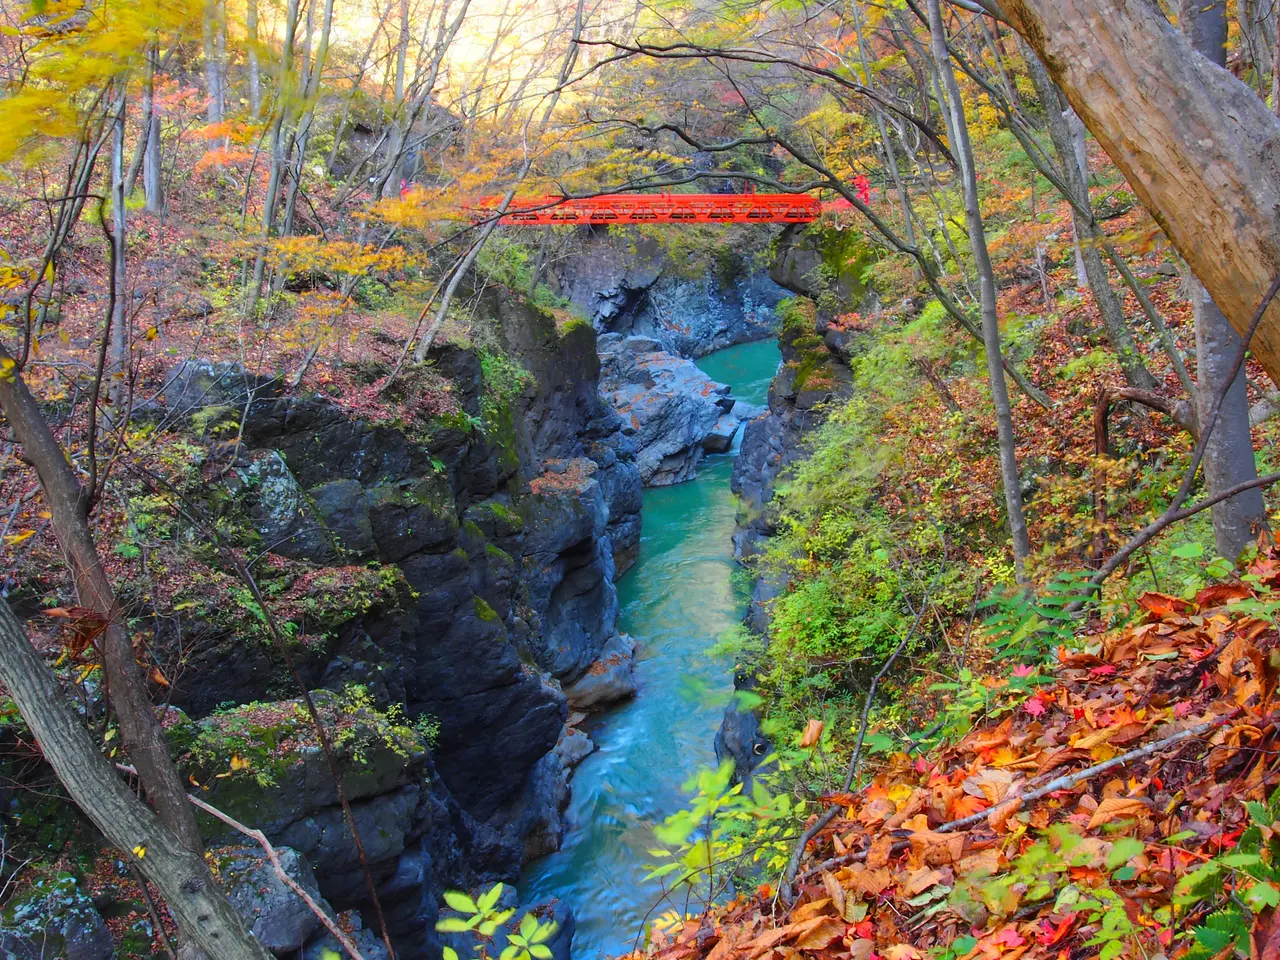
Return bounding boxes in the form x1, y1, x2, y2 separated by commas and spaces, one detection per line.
302, 910, 391, 960
218, 845, 324, 954
561, 633, 638, 710
158, 358, 283, 420
703, 413, 741, 454
598, 335, 735, 485
237, 451, 337, 561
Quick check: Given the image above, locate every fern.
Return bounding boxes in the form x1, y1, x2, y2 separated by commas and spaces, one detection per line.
978, 570, 1094, 663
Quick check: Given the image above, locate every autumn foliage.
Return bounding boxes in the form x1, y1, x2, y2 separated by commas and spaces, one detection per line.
632, 548, 1280, 960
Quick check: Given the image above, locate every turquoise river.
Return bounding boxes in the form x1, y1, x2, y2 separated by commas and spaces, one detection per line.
519, 338, 781, 959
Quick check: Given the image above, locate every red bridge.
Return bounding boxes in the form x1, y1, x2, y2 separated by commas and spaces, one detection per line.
468, 193, 854, 226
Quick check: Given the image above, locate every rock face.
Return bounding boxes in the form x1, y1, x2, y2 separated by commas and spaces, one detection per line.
556, 232, 786, 357
598, 334, 759, 485
144, 293, 645, 958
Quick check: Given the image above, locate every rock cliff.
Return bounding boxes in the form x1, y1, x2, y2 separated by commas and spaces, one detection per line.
6, 292, 646, 959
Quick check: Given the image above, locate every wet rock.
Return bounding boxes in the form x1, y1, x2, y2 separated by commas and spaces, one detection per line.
556, 723, 595, 769
561, 633, 638, 710
0, 873, 112, 960
703, 413, 741, 453
715, 703, 773, 788
598, 334, 736, 485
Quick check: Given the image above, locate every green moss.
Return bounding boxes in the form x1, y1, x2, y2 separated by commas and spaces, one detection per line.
558, 315, 592, 336
479, 350, 534, 475
778, 296, 818, 339
485, 542, 512, 563
463, 519, 485, 540
469, 499, 525, 534
177, 685, 425, 825
473, 595, 500, 622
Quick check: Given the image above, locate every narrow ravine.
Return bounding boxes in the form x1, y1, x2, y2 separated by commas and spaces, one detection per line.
519, 338, 781, 959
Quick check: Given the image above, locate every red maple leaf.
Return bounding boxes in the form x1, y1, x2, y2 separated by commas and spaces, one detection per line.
991, 926, 1026, 947
1024, 694, 1048, 717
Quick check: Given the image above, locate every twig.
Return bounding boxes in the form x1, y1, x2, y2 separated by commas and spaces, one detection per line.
129, 863, 177, 960
936, 713, 1232, 833
116, 764, 366, 960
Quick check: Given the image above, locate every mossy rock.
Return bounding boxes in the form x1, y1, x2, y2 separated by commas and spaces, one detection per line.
177, 687, 426, 830
778, 297, 818, 340
0, 871, 112, 960
473, 596, 500, 622
464, 498, 525, 538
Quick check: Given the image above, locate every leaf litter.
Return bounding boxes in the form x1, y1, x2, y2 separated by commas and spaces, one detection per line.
626, 550, 1280, 960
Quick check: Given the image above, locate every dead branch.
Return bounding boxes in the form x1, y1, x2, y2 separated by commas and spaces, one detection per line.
118, 763, 366, 960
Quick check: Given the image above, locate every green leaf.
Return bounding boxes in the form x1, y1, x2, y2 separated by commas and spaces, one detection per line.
530, 946, 553, 960
1221, 854, 1265, 868
519, 912, 537, 940
1170, 542, 1204, 559
321, 952, 342, 960
531, 921, 558, 944
1106, 837, 1145, 869
443, 949, 459, 960
500, 946, 520, 960
444, 891, 479, 914
1245, 882, 1280, 912
435, 918, 476, 933
478, 883, 504, 913
952, 937, 977, 954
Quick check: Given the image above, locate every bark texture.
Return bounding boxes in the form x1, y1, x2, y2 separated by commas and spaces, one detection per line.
1001, 0, 1280, 386
1180, 0, 1268, 563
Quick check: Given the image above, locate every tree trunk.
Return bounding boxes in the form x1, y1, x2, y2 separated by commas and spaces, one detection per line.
143, 45, 163, 214
1175, 0, 1269, 563
202, 0, 225, 124
0, 601, 273, 960
999, 0, 1280, 388
246, 0, 261, 118
1021, 45, 1158, 391
0, 349, 204, 856
927, 0, 1032, 583
110, 95, 128, 402
1065, 107, 1089, 290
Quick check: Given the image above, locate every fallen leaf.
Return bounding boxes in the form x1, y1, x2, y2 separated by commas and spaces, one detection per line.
800, 718, 825, 748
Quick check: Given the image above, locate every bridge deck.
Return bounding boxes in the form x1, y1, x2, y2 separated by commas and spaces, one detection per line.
468, 193, 852, 225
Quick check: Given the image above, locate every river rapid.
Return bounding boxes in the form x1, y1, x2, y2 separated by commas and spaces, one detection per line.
519, 338, 781, 959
